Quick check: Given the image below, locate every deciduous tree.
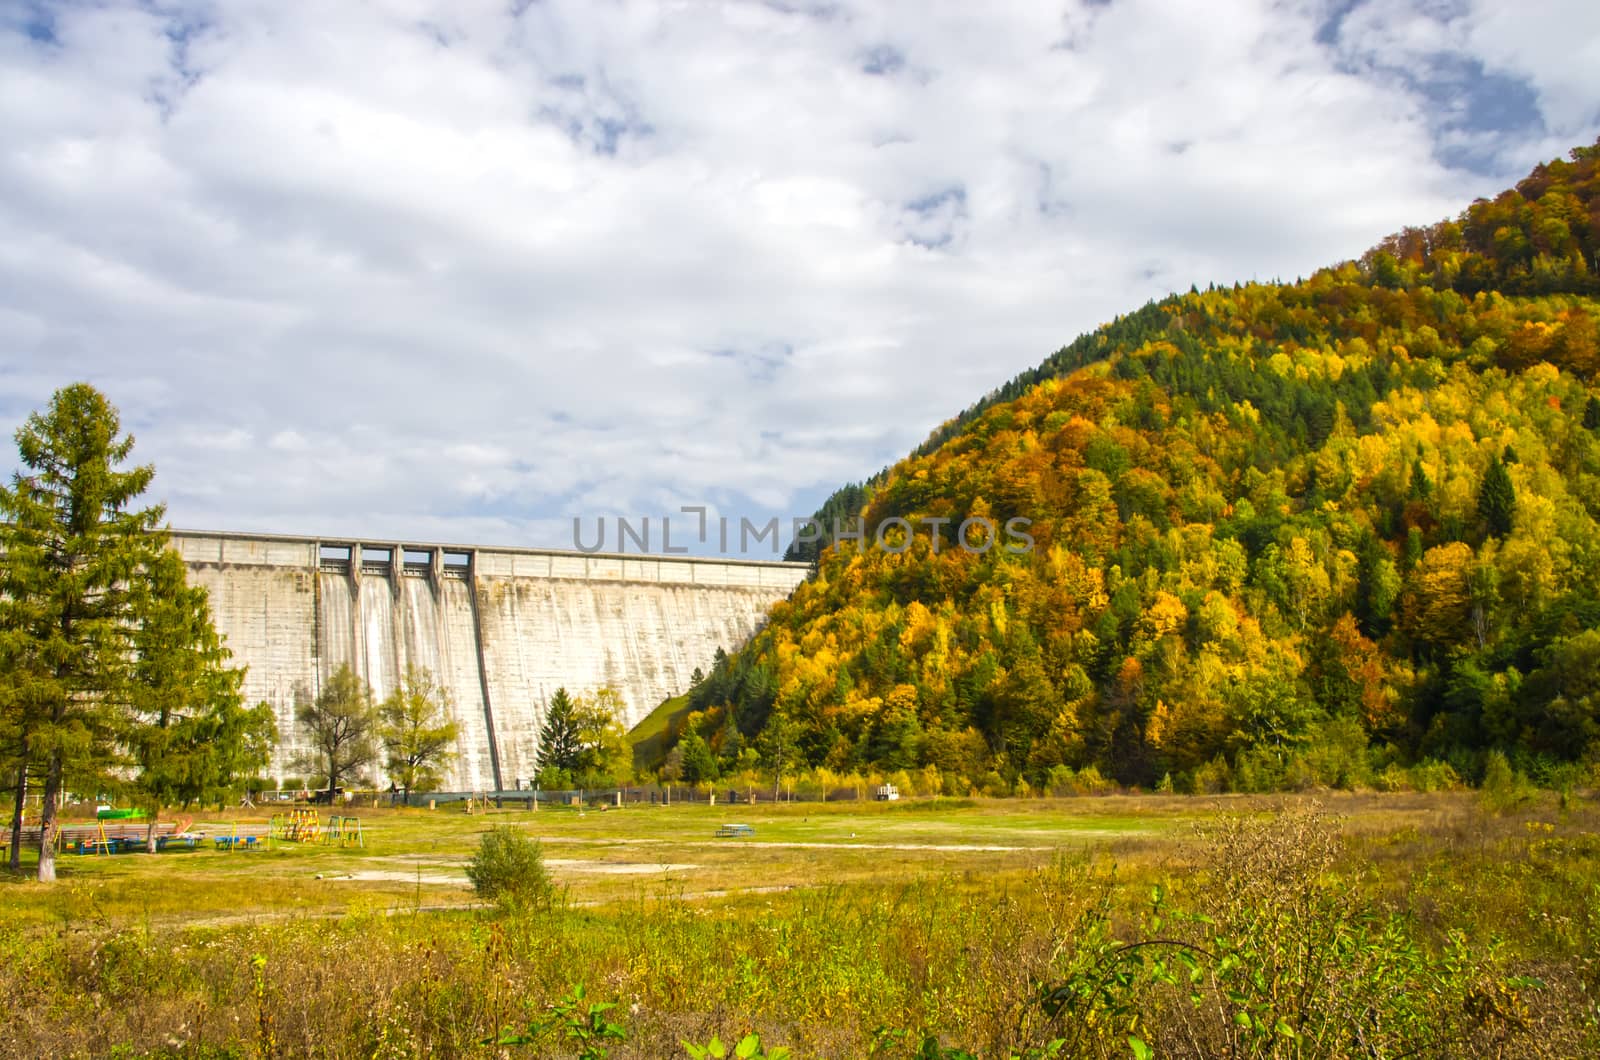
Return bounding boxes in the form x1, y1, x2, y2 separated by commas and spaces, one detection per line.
295, 664, 377, 795
378, 666, 459, 802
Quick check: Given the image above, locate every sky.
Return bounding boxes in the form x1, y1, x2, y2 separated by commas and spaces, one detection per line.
2, 0, 1598, 557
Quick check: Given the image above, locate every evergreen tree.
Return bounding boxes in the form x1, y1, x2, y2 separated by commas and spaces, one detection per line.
1584, 395, 1600, 430
130, 548, 276, 850
1478, 455, 1516, 537
1409, 457, 1432, 499
294, 664, 377, 794
0, 384, 162, 881
378, 666, 459, 802
679, 731, 718, 784
537, 688, 583, 776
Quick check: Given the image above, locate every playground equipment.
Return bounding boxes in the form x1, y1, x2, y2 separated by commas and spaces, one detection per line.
322, 815, 365, 849
72, 819, 123, 856
272, 807, 320, 843
64, 815, 194, 855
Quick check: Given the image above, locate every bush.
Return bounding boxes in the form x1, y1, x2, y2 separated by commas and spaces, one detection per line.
1480, 750, 1534, 813
1188, 755, 1232, 794
466, 826, 556, 910
1408, 758, 1462, 792
1069, 765, 1117, 795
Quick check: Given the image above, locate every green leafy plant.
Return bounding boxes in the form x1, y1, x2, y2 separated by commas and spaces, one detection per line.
683, 1031, 792, 1059
495, 984, 626, 1058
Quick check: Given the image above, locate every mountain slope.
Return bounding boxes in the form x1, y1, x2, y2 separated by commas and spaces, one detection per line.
683, 140, 1600, 794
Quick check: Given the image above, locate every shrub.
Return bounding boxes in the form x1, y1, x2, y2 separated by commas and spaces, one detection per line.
1374, 762, 1412, 792
466, 826, 556, 910
1069, 765, 1117, 795
1481, 750, 1534, 813
1188, 755, 1232, 794
1408, 758, 1462, 792
1044, 764, 1075, 796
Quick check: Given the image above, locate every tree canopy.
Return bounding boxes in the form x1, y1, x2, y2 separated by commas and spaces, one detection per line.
667, 139, 1600, 796
1, 383, 275, 878
378, 666, 459, 800
294, 664, 377, 794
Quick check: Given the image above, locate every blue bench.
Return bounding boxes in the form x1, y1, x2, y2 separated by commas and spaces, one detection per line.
213, 835, 259, 850
714, 824, 755, 838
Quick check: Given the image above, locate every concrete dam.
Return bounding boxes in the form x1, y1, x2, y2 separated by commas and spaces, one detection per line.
171, 530, 811, 792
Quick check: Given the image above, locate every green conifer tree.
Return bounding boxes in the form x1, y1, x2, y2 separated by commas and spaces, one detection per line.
130, 549, 276, 850
537, 687, 583, 780
1478, 455, 1516, 537
0, 384, 163, 881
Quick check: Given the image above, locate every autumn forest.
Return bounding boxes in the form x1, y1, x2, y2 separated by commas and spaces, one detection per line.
667, 140, 1600, 796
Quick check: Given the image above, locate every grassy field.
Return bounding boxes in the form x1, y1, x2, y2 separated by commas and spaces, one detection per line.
1, 791, 1596, 1058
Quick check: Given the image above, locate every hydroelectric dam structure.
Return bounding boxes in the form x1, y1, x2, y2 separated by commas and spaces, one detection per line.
171, 530, 811, 792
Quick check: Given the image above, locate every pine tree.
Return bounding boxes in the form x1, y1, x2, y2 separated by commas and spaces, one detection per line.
536, 687, 582, 776
295, 665, 377, 795
378, 666, 459, 802
129, 549, 275, 850
1478, 455, 1516, 537
678, 731, 718, 784
1584, 395, 1600, 430
0, 383, 163, 881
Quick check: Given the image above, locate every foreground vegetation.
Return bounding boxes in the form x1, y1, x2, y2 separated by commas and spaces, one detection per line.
0, 792, 1594, 1058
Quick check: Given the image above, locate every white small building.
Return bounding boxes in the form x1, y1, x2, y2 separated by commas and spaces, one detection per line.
874, 783, 900, 801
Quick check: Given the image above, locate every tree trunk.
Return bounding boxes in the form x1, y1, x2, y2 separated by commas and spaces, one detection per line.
145, 809, 160, 855
8, 749, 27, 871
37, 752, 63, 883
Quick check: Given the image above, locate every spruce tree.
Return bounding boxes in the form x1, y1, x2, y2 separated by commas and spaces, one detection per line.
0, 384, 163, 881
537, 687, 583, 777
129, 549, 276, 851
1478, 455, 1516, 538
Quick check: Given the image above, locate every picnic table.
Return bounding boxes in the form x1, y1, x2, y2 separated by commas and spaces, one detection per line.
73, 836, 140, 855
714, 824, 755, 838
213, 834, 260, 850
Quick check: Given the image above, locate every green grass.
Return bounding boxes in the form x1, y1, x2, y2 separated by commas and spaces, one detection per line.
627, 692, 692, 770
1, 792, 1596, 1057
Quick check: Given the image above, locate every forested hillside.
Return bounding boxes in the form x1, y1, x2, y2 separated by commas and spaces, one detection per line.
676, 140, 1600, 795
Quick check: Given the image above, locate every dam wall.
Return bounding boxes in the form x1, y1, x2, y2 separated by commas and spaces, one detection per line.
171, 530, 810, 791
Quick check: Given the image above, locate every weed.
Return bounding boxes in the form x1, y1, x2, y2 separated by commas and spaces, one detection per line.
683, 1031, 791, 1059
494, 983, 627, 1059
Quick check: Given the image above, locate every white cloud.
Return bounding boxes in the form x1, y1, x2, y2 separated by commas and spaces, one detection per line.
1, 0, 1596, 552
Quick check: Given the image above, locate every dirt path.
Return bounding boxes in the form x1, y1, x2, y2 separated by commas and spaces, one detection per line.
533, 836, 1029, 852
